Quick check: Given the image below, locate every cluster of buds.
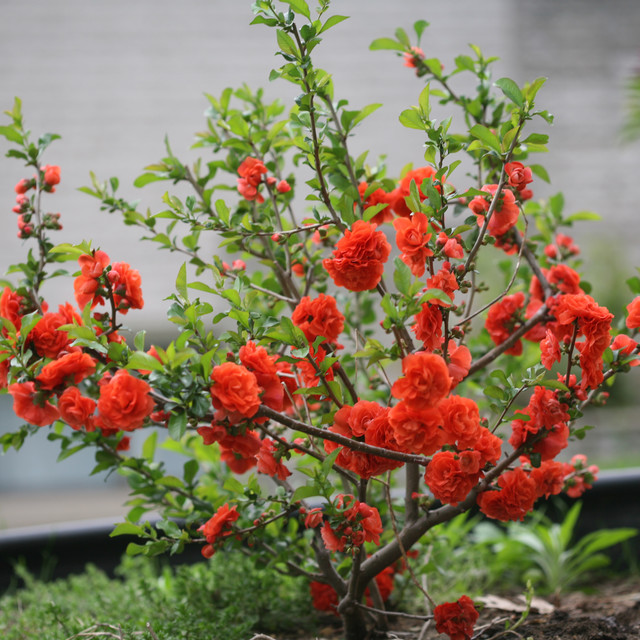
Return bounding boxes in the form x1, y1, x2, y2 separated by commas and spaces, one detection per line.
563, 454, 599, 498
12, 167, 63, 238
544, 233, 581, 261
236, 156, 291, 204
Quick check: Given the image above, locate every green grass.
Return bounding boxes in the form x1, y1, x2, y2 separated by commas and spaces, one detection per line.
0, 553, 318, 640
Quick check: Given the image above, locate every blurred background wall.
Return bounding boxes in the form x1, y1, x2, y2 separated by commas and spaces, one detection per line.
1, 0, 639, 527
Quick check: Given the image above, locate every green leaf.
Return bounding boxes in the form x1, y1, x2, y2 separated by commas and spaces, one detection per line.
369, 37, 404, 52
525, 77, 547, 102
0, 125, 22, 144
320, 14, 348, 33
184, 459, 199, 485
142, 431, 158, 461
626, 276, 640, 295
351, 103, 382, 129
418, 84, 431, 118
134, 330, 146, 352
455, 55, 475, 72
133, 173, 165, 188
413, 20, 429, 42
282, 0, 310, 19
110, 522, 146, 537
399, 108, 424, 130
495, 77, 524, 107
224, 476, 245, 494
168, 412, 188, 441
469, 124, 502, 153
127, 351, 164, 372
175, 262, 188, 300
393, 257, 412, 296
530, 164, 550, 183
321, 446, 342, 477
565, 211, 601, 222
276, 29, 298, 58
126, 542, 147, 556
292, 484, 324, 502
536, 379, 568, 391
549, 192, 564, 218
522, 133, 549, 145
394, 27, 410, 47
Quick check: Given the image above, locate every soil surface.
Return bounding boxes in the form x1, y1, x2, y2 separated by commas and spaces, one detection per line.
281, 578, 640, 640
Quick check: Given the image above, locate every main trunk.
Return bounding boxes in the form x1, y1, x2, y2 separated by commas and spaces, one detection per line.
341, 606, 370, 640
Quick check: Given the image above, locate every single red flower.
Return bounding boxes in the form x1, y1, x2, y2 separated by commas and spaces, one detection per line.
57, 386, 96, 431
627, 296, 640, 329
210, 362, 261, 423
97, 369, 154, 431
36, 352, 96, 390
433, 595, 479, 640
292, 294, 344, 345
198, 503, 240, 557
424, 451, 479, 506
477, 467, 538, 521
469, 184, 519, 236
323, 220, 391, 291
8, 381, 60, 427
391, 351, 451, 411
393, 212, 433, 277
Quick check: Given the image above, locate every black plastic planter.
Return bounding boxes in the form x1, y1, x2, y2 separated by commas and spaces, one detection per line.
1, 468, 639, 595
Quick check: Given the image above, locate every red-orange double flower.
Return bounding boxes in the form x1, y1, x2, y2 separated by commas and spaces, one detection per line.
323, 220, 391, 292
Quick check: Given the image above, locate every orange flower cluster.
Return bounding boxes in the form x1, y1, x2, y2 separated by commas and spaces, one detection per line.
469, 184, 520, 237
320, 494, 383, 552
542, 293, 613, 390
74, 250, 143, 314
236, 156, 291, 203
324, 400, 404, 478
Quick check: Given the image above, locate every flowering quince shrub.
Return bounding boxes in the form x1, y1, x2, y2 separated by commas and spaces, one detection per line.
1, 2, 640, 639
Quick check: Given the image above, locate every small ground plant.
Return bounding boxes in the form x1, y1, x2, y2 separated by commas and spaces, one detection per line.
0, 553, 316, 640
1, 2, 640, 639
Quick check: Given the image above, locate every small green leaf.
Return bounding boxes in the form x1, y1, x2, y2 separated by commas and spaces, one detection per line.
399, 108, 424, 130
418, 84, 431, 117
276, 29, 298, 58
565, 211, 601, 222
369, 37, 404, 52
413, 20, 429, 42
0, 125, 22, 144
111, 522, 146, 537
282, 0, 310, 19
529, 164, 550, 183
175, 263, 188, 300
292, 484, 323, 502
168, 412, 188, 441
393, 257, 412, 296
133, 173, 165, 188
142, 431, 158, 461
495, 77, 524, 107
321, 446, 342, 477
626, 276, 640, 294
215, 199, 230, 225
351, 103, 382, 129
394, 27, 410, 47
469, 124, 502, 153
320, 15, 348, 33
127, 351, 164, 373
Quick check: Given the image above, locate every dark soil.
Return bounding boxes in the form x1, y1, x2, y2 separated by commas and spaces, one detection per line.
293, 578, 640, 640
